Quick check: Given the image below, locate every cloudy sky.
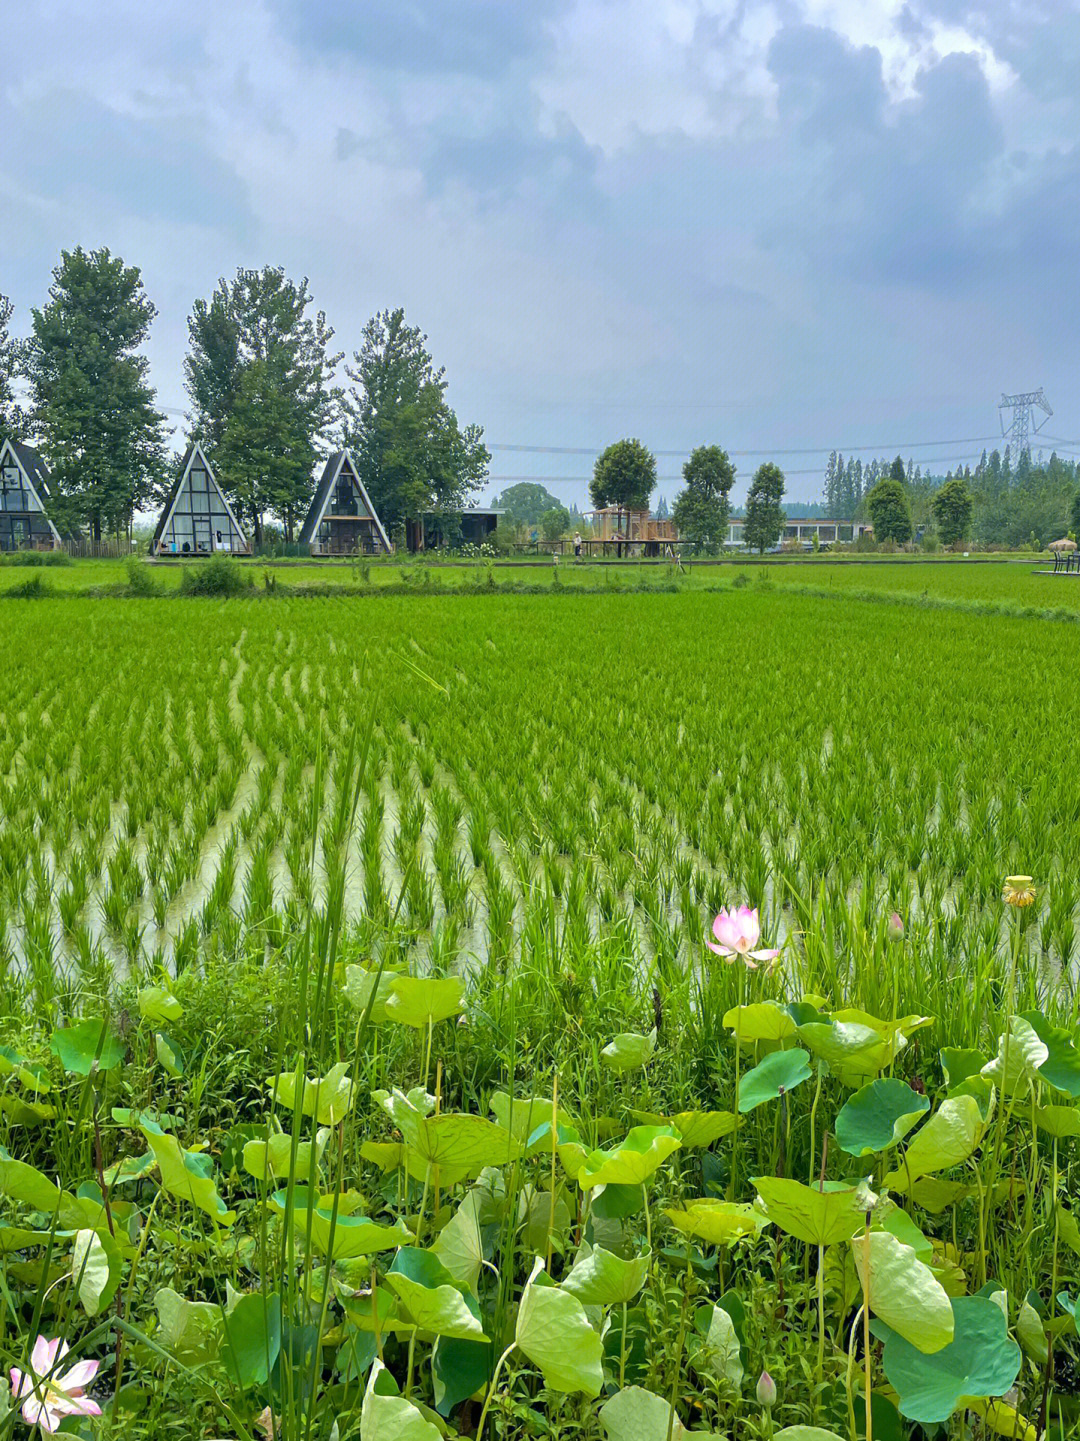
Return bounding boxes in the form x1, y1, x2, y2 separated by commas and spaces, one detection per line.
4, 0, 1080, 506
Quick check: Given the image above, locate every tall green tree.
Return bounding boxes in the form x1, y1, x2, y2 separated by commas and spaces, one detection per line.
743, 462, 786, 552
493, 481, 564, 528
0, 295, 24, 449
539, 505, 570, 542
671, 444, 734, 549
25, 248, 166, 541
185, 267, 340, 541
342, 309, 488, 533
590, 439, 656, 545
866, 476, 912, 544
931, 476, 972, 546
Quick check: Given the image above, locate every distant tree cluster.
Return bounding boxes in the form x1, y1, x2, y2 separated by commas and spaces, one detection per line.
1, 258, 488, 545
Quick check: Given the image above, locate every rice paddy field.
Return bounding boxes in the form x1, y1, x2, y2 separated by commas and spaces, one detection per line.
2, 572, 1080, 1441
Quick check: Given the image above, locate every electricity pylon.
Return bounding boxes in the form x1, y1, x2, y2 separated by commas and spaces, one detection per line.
998, 389, 1052, 458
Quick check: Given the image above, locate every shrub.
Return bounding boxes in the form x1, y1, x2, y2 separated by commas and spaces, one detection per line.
0, 550, 72, 567
5, 574, 52, 597
179, 554, 253, 596
125, 558, 159, 596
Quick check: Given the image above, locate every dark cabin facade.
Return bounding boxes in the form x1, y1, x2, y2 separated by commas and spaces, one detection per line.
151, 443, 251, 557
299, 451, 392, 556
0, 440, 63, 551
406, 508, 501, 551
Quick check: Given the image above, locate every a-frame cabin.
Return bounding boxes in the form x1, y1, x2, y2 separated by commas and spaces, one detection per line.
151, 443, 251, 557
299, 451, 392, 556
0, 439, 63, 551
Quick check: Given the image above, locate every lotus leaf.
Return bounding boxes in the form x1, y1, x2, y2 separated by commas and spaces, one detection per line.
940, 1048, 986, 1088
384, 1249, 487, 1341
269, 1060, 356, 1125
850, 1229, 954, 1352
599, 1385, 691, 1441
835, 1078, 929, 1156
562, 1243, 650, 1305
0, 1045, 50, 1093
723, 1002, 799, 1045
1021, 1010, 1080, 1097
1034, 1104, 1080, 1138
577, 1126, 681, 1190
752, 1177, 865, 1247
72, 1227, 120, 1317
431, 1192, 486, 1292
137, 986, 183, 1025
343, 964, 402, 1024
663, 1200, 769, 1247
691, 1302, 743, 1384
154, 1287, 222, 1363
873, 1295, 1021, 1425
882, 1095, 986, 1189
361, 1359, 443, 1441
220, 1290, 282, 1388
383, 975, 464, 1029
49, 1018, 124, 1076
738, 1048, 812, 1112
981, 1016, 1048, 1096
243, 1127, 330, 1181
515, 1256, 603, 1396
600, 1030, 657, 1072
138, 1119, 235, 1224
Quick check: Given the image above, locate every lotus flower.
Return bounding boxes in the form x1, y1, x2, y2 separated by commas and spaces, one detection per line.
1003, 875, 1036, 908
10, 1337, 101, 1434
756, 1371, 777, 1408
886, 911, 905, 942
706, 906, 779, 969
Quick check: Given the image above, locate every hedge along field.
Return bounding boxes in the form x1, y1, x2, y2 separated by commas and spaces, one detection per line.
0, 588, 1079, 1440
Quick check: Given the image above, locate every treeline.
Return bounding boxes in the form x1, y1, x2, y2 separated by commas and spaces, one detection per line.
0, 249, 488, 544
825, 446, 1080, 548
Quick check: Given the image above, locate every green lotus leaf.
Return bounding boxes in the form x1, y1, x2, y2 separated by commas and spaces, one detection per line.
72, 1227, 121, 1317
277, 1198, 412, 1258
515, 1257, 603, 1396
691, 1301, 743, 1385
882, 1095, 986, 1189
1034, 1105, 1080, 1138
1056, 1205, 1080, 1258
154, 1286, 222, 1363
873, 1295, 1021, 1425
835, 1078, 930, 1156
981, 1017, 1048, 1097
667, 1111, 738, 1148
342, 964, 403, 1024
431, 1191, 485, 1292
383, 1248, 487, 1341
663, 1200, 769, 1247
0, 1045, 50, 1093
562, 1243, 650, 1306
138, 1119, 235, 1224
752, 1177, 864, 1247
268, 1060, 356, 1125
220, 1290, 282, 1388
137, 986, 183, 1025
600, 1030, 657, 1072
1016, 1298, 1047, 1363
1021, 1011, 1080, 1097
578, 1126, 681, 1190
362, 1359, 443, 1441
490, 1092, 573, 1143
723, 1002, 799, 1045
774, 1430, 846, 1441
940, 1048, 986, 1088
377, 1090, 520, 1185
879, 1208, 933, 1263
49, 1018, 124, 1076
966, 1398, 1038, 1441
155, 1032, 184, 1079
432, 1333, 490, 1416
383, 975, 464, 1029
0, 1095, 56, 1126
850, 1229, 953, 1353
796, 1018, 882, 1068
600, 1385, 693, 1441
243, 1128, 330, 1182
738, 1048, 812, 1112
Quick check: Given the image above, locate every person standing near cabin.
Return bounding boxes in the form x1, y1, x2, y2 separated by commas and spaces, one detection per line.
574, 531, 582, 560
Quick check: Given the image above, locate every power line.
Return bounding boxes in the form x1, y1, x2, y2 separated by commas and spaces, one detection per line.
488, 454, 991, 484
488, 435, 1000, 459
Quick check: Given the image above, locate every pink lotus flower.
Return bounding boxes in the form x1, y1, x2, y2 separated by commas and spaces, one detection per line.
706, 906, 780, 969
10, 1337, 101, 1434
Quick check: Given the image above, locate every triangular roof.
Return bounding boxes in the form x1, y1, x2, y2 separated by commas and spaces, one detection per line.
299, 450, 391, 551
152, 442, 251, 555
0, 438, 63, 545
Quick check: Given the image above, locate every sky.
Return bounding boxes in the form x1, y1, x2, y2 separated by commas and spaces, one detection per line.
4, 0, 1080, 508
